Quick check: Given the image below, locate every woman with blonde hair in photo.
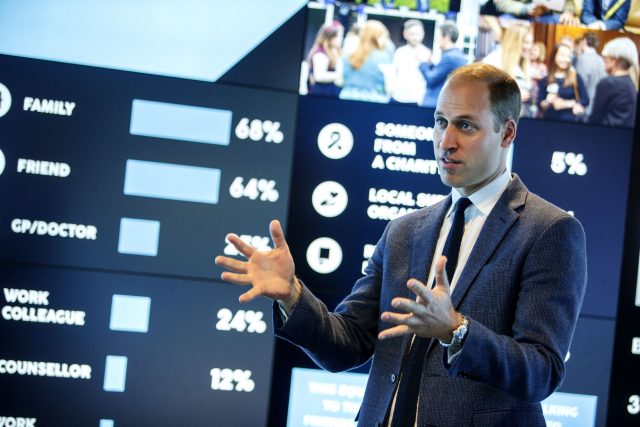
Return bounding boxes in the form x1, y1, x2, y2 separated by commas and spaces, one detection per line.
538, 43, 589, 122
482, 23, 535, 116
306, 21, 344, 97
530, 41, 548, 81
339, 20, 393, 103
589, 37, 639, 128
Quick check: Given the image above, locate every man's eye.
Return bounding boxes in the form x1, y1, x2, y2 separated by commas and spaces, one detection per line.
460, 122, 473, 131
435, 117, 446, 127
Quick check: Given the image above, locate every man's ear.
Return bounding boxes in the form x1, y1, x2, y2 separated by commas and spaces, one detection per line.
501, 119, 517, 148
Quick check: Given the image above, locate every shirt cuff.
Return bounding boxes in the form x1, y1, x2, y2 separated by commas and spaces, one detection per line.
447, 345, 463, 365
276, 301, 290, 323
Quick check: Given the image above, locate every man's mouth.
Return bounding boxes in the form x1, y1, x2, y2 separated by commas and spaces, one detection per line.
441, 157, 462, 165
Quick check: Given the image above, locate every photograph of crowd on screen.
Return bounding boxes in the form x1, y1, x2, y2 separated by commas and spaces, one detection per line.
300, 1, 640, 128
300, 1, 465, 105
473, 17, 638, 126
480, 0, 640, 32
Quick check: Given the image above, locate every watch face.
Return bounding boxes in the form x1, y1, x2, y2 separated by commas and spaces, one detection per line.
454, 317, 469, 342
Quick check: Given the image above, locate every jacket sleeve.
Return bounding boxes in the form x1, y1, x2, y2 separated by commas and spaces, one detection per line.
577, 74, 590, 107
581, 0, 597, 25
588, 79, 609, 124
604, 0, 631, 30
493, 0, 530, 16
444, 215, 587, 403
537, 77, 549, 110
273, 224, 390, 372
420, 56, 453, 88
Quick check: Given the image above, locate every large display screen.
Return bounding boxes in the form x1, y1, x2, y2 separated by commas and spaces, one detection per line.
1, 1, 639, 426
0, 1, 305, 425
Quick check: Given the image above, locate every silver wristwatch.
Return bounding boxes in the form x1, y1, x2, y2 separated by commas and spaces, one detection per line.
440, 315, 469, 348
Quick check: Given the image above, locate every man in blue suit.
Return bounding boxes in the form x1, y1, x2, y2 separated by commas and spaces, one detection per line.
581, 0, 631, 30
419, 21, 467, 108
216, 63, 587, 426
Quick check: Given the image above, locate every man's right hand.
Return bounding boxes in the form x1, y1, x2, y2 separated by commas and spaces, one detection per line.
215, 220, 301, 311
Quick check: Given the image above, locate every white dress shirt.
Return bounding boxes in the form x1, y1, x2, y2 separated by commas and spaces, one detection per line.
426, 170, 512, 292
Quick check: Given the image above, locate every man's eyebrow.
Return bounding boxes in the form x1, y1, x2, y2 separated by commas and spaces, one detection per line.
433, 112, 479, 122
450, 114, 478, 122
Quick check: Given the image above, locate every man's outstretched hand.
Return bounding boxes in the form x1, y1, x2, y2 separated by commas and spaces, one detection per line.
378, 256, 462, 342
215, 220, 301, 311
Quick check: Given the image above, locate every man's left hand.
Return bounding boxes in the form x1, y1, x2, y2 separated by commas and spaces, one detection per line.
379, 256, 462, 342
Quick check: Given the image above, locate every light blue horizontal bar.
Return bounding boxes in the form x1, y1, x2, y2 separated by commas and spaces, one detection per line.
103, 355, 128, 392
99, 420, 114, 427
110, 294, 151, 333
130, 99, 232, 145
124, 160, 220, 204
118, 218, 160, 257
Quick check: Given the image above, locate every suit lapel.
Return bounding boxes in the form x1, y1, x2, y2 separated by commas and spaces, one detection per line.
396, 197, 451, 357
408, 196, 452, 294
450, 176, 528, 309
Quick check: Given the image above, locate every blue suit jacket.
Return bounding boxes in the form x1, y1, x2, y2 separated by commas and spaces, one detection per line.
419, 48, 467, 108
275, 175, 587, 426
581, 0, 631, 30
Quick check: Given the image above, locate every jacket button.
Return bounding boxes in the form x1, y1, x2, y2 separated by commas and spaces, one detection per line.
390, 373, 397, 383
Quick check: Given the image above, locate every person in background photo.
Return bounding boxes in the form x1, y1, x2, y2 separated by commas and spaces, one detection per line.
391, 19, 431, 104
340, 20, 394, 104
530, 41, 548, 81
492, 0, 580, 25
419, 21, 467, 108
581, 0, 631, 30
307, 21, 344, 98
482, 23, 535, 116
575, 32, 606, 117
558, 35, 576, 52
538, 43, 589, 122
343, 23, 361, 59
589, 37, 639, 127
530, 41, 548, 117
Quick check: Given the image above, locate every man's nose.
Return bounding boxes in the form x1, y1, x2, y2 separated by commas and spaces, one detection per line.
439, 126, 457, 150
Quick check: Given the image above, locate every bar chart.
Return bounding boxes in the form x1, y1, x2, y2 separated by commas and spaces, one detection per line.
0, 54, 297, 280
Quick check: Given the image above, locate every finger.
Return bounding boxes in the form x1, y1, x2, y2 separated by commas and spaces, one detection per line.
378, 325, 411, 340
214, 256, 248, 273
239, 288, 261, 303
220, 271, 252, 286
391, 296, 426, 315
380, 310, 412, 325
434, 256, 451, 289
226, 233, 255, 258
406, 279, 431, 301
269, 220, 288, 249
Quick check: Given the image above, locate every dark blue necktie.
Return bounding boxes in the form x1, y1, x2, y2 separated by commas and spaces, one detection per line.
390, 197, 471, 426
442, 197, 472, 282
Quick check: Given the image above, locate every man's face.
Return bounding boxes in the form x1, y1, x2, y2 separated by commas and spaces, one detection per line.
438, 31, 450, 49
404, 25, 424, 46
554, 45, 573, 71
433, 78, 514, 196
603, 55, 615, 74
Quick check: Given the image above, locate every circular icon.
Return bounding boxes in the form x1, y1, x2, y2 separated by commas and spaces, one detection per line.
306, 237, 343, 274
312, 181, 348, 218
0, 149, 5, 175
317, 123, 353, 160
0, 83, 12, 118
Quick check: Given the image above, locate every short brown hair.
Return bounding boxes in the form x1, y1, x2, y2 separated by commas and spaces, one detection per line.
447, 63, 521, 131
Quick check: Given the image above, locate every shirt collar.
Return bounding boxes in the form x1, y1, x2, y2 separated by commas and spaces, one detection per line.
449, 170, 511, 217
